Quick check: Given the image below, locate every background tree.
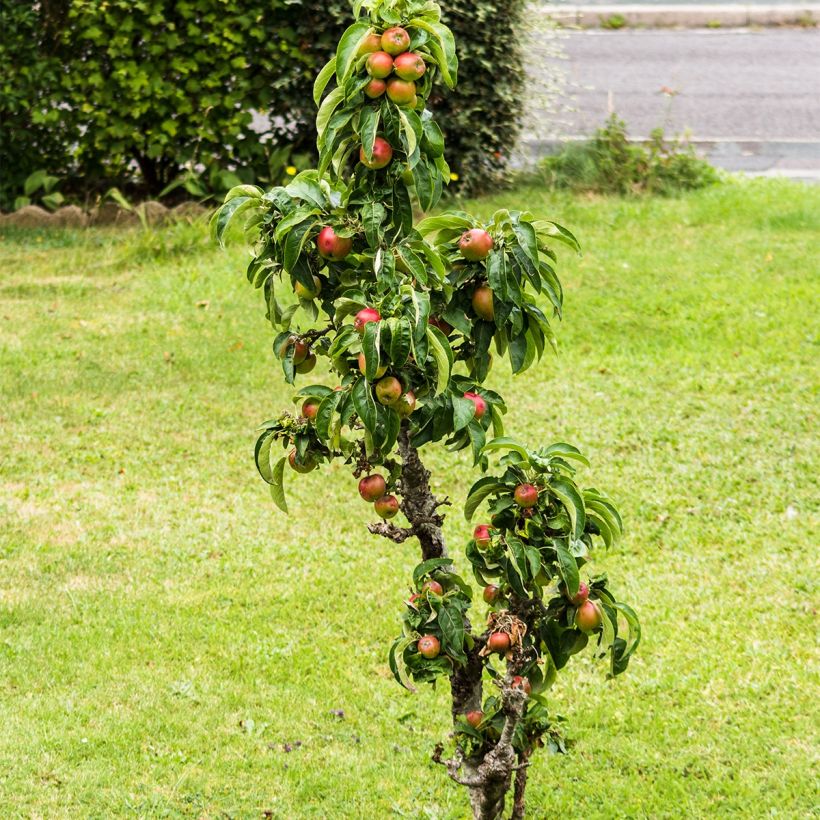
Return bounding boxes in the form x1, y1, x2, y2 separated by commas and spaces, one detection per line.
212, 1, 640, 816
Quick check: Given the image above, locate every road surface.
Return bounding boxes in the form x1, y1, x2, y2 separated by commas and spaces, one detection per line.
522, 28, 820, 177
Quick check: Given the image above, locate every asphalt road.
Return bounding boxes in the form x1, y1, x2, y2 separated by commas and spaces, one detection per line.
523, 28, 820, 177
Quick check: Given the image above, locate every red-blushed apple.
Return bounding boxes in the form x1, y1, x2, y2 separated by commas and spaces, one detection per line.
393, 52, 426, 81
465, 710, 484, 728
393, 390, 416, 418
294, 275, 322, 299
422, 579, 444, 595
459, 229, 493, 261
358, 474, 387, 502
301, 398, 321, 420
288, 448, 316, 474
360, 137, 393, 170
487, 631, 511, 653
576, 600, 602, 633
354, 307, 381, 334
511, 675, 532, 695
514, 483, 538, 508
357, 351, 387, 379
280, 336, 308, 365
567, 581, 590, 606
375, 375, 402, 405
357, 32, 382, 56
366, 51, 393, 78
364, 79, 386, 98
483, 584, 500, 604
417, 634, 440, 659
464, 391, 487, 420
407, 592, 421, 606
386, 78, 416, 106
472, 285, 494, 321
374, 494, 399, 518
295, 353, 316, 374
316, 226, 352, 261
428, 315, 452, 335
473, 524, 492, 548
381, 26, 410, 55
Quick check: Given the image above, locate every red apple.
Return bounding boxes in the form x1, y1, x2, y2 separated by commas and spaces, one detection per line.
386, 78, 416, 107
364, 78, 386, 99
422, 580, 444, 596
316, 226, 352, 261
374, 494, 399, 519
288, 448, 316, 474
295, 353, 316, 374
483, 584, 500, 604
417, 634, 440, 659
280, 336, 308, 365
465, 710, 484, 728
567, 581, 590, 606
381, 26, 411, 55
576, 600, 602, 633
301, 398, 321, 420
472, 285, 494, 321
464, 391, 487, 420
358, 474, 387, 502
375, 375, 402, 405
487, 632, 511, 653
514, 483, 538, 508
357, 32, 382, 56
366, 51, 393, 79
428, 316, 452, 335
360, 137, 393, 170
354, 307, 381, 334
459, 229, 493, 261
511, 675, 532, 695
393, 52, 426, 81
357, 351, 387, 379
473, 524, 492, 548
294, 275, 322, 299
393, 390, 416, 418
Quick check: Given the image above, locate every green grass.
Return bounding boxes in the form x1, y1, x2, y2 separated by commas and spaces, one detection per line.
1, 179, 817, 818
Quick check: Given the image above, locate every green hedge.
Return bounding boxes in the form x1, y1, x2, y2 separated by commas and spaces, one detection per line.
0, 0, 524, 209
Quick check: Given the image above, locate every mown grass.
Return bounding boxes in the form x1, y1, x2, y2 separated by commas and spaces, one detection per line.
0, 179, 817, 818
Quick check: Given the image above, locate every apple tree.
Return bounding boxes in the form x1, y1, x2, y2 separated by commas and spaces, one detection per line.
212, 1, 640, 816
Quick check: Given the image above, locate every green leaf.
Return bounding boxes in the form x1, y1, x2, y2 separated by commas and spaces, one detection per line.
389, 317, 412, 366
269, 456, 288, 513
397, 107, 419, 156
316, 87, 344, 144
425, 326, 452, 395
437, 602, 466, 664
482, 436, 530, 461
210, 196, 258, 247
550, 478, 586, 540
389, 635, 418, 692
313, 56, 337, 106
254, 432, 276, 484
362, 319, 381, 381
544, 442, 589, 466
352, 377, 378, 437
464, 476, 505, 520
408, 19, 458, 88
413, 558, 451, 587
316, 390, 343, 440
415, 212, 472, 236
452, 396, 477, 433
359, 105, 380, 162
554, 537, 579, 597
335, 21, 371, 82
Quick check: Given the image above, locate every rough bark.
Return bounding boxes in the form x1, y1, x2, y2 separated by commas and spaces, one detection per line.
511, 751, 531, 820
369, 424, 531, 818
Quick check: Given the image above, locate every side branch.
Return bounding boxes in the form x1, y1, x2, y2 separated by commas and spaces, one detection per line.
367, 521, 415, 542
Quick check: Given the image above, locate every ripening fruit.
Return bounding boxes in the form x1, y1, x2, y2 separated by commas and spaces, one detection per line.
393, 390, 416, 418
357, 32, 382, 56
357, 351, 387, 379
418, 634, 441, 659
294, 275, 322, 299
354, 307, 381, 334
301, 398, 321, 420
487, 632, 511, 653
281, 336, 308, 365
567, 581, 590, 606
473, 524, 492, 548
375, 376, 402, 405
428, 315, 452, 335
393, 52, 426, 81
464, 391, 487, 420
381, 26, 411, 55
459, 229, 493, 261
374, 494, 399, 519
472, 285, 494, 321
316, 226, 352, 261
514, 483, 539, 508
288, 448, 316, 474
576, 600, 602, 633
386, 78, 416, 106
366, 51, 394, 79
295, 353, 316, 374
465, 710, 484, 728
423, 579, 444, 596
358, 474, 387, 502
407, 592, 421, 606
483, 584, 500, 604
364, 78, 386, 98
360, 137, 393, 170
511, 675, 532, 695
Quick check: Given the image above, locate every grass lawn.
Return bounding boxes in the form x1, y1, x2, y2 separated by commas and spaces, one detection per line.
0, 178, 817, 818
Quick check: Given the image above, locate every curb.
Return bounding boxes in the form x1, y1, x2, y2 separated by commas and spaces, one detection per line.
540, 3, 820, 28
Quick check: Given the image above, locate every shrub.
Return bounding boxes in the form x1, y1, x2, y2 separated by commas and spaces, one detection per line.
0, 0, 525, 208
540, 114, 718, 195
